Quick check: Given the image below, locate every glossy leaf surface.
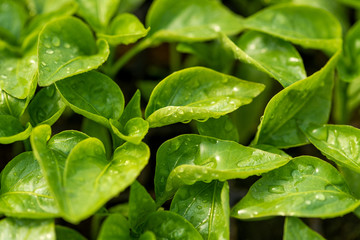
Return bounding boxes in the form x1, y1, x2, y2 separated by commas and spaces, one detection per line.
253, 50, 340, 148
244, 4, 342, 52
28, 85, 65, 126
304, 124, 360, 173
143, 211, 203, 240
110, 118, 149, 144
155, 134, 290, 204
56, 71, 124, 127
223, 31, 306, 87
0, 152, 59, 218
119, 90, 142, 126
31, 125, 150, 223
55, 226, 86, 240
197, 115, 239, 142
38, 17, 109, 86
0, 90, 27, 117
98, 13, 150, 45
283, 217, 325, 240
97, 214, 130, 240
171, 181, 230, 240
231, 156, 360, 219
0, 115, 32, 144
0, 1, 27, 44
0, 218, 54, 240
145, 67, 265, 128
146, 0, 243, 44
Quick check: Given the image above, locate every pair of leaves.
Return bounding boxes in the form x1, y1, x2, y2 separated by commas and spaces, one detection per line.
30, 125, 150, 223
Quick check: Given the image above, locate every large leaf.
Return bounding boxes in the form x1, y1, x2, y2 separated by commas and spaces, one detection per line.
170, 181, 230, 240
56, 71, 124, 127
142, 211, 203, 240
244, 4, 342, 53
155, 134, 291, 204
0, 115, 32, 144
304, 124, 360, 173
0, 1, 27, 44
31, 125, 150, 223
283, 217, 325, 240
76, 0, 120, 32
145, 67, 265, 128
146, 0, 243, 44
252, 49, 340, 148
0, 152, 59, 218
196, 115, 239, 142
38, 16, 109, 86
231, 156, 360, 219
98, 13, 150, 45
0, 218, 55, 240
28, 85, 66, 126
97, 214, 130, 240
222, 31, 306, 87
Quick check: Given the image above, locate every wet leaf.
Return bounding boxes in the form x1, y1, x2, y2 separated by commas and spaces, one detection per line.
283, 217, 325, 240
197, 115, 239, 142
0, 115, 32, 144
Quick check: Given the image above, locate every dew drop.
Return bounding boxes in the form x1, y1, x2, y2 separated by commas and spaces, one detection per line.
315, 193, 325, 201
6, 67, 14, 72
0, 75, 7, 79
311, 127, 328, 140
46, 49, 54, 54
44, 42, 51, 48
305, 200, 311, 205
64, 42, 71, 48
291, 169, 301, 178
196, 205, 202, 210
41, 62, 47, 66
52, 37, 60, 47
268, 185, 285, 194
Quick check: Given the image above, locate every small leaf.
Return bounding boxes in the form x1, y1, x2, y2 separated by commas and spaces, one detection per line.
231, 156, 360, 219
155, 134, 290, 204
283, 217, 325, 240
0, 152, 59, 218
253, 49, 340, 148
110, 118, 149, 145
139, 231, 156, 240
97, 214, 130, 240
222, 31, 306, 87
129, 181, 157, 232
0, 218, 55, 240
145, 67, 265, 128
197, 115, 239, 142
98, 13, 150, 45
142, 211, 203, 240
0, 115, 32, 144
304, 124, 360, 173
244, 4, 342, 53
171, 181, 230, 240
31, 125, 150, 223
120, 90, 142, 125
146, 0, 243, 44
28, 85, 66, 126
38, 16, 109, 86
56, 71, 124, 127
55, 226, 87, 240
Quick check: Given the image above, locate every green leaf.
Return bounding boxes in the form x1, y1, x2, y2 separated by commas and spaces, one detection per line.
0, 44, 38, 99
222, 31, 306, 87
283, 217, 325, 240
337, 0, 360, 8
97, 214, 130, 240
197, 115, 239, 142
171, 181, 230, 240
0, 1, 27, 45
28, 85, 66, 126
139, 231, 156, 240
142, 211, 203, 240
0, 152, 59, 218
31, 125, 150, 223
98, 13, 150, 45
0, 90, 27, 118
252, 49, 340, 148
0, 115, 32, 144
339, 166, 360, 199
110, 118, 149, 145
25, 0, 75, 15
145, 67, 265, 128
146, 0, 243, 44
304, 124, 360, 173
244, 4, 342, 53
75, 0, 120, 32
129, 181, 157, 232
231, 156, 360, 219
120, 90, 142, 126
38, 16, 110, 86
56, 71, 124, 127
155, 134, 290, 204
55, 226, 87, 240
0, 218, 55, 240
118, 0, 146, 13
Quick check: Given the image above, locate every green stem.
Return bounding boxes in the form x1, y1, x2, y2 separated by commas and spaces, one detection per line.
108, 38, 153, 78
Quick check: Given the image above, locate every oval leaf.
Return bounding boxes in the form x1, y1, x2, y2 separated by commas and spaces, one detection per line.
97, 214, 130, 240
0, 115, 32, 144
145, 67, 265, 128
155, 134, 291, 204
56, 71, 124, 127
110, 117, 149, 145
55, 225, 86, 240
222, 31, 306, 87
283, 217, 325, 240
38, 16, 109, 86
231, 156, 360, 219
0, 90, 27, 118
0, 152, 59, 218
244, 4, 342, 52
142, 211, 203, 240
170, 181, 230, 240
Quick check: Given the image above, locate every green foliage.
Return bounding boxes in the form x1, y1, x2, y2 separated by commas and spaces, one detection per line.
0, 0, 360, 239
